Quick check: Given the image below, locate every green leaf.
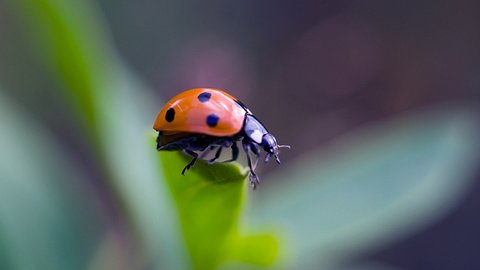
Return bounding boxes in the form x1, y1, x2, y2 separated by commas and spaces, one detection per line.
247, 106, 480, 269
0, 89, 104, 270
159, 152, 280, 270
10, 0, 114, 131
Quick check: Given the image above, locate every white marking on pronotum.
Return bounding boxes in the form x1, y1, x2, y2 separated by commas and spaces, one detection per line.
250, 129, 263, 144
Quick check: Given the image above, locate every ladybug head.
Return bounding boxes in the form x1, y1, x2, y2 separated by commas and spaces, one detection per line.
261, 133, 290, 164
243, 114, 290, 164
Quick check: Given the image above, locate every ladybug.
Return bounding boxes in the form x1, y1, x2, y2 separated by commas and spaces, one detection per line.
153, 88, 289, 188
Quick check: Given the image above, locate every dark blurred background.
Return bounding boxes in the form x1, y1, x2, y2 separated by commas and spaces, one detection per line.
1, 0, 480, 269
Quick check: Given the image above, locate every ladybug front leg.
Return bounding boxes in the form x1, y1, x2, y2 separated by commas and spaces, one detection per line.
242, 140, 260, 189
249, 143, 260, 170
182, 149, 198, 175
223, 142, 239, 163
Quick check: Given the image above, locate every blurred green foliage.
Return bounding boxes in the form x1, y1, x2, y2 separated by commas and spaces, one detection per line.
9, 0, 189, 268
0, 90, 102, 270
1, 0, 480, 269
247, 108, 480, 268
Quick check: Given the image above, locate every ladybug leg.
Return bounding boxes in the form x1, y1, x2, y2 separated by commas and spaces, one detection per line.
242, 140, 260, 189
207, 147, 223, 164
223, 142, 239, 163
199, 145, 215, 160
249, 143, 260, 170
182, 149, 198, 175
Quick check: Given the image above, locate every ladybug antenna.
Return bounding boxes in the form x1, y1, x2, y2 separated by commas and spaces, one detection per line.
274, 144, 290, 164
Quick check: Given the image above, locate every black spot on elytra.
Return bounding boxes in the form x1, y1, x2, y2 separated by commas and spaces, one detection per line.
198, 92, 212, 103
165, 108, 175, 122
206, 114, 219, 127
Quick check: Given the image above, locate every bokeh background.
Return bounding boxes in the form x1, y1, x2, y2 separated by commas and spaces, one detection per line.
1, 0, 480, 269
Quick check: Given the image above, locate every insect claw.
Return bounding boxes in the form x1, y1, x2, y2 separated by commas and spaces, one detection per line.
249, 173, 260, 189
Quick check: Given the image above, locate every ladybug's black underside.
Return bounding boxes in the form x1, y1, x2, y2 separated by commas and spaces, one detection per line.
156, 132, 241, 152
